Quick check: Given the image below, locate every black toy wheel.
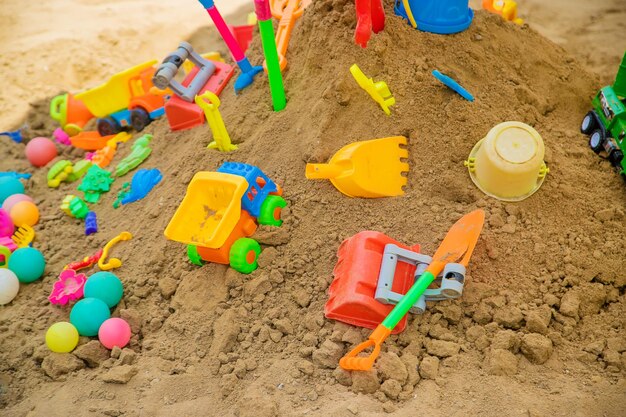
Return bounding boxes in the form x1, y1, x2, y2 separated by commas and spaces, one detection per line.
97, 117, 121, 136
589, 130, 604, 154
131, 108, 151, 132
608, 150, 624, 167
580, 112, 596, 134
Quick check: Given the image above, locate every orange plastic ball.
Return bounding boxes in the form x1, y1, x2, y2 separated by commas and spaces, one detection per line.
9, 201, 39, 227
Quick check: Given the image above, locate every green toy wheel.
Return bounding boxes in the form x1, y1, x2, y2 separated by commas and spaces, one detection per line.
258, 195, 287, 227
187, 245, 204, 266
229, 238, 261, 274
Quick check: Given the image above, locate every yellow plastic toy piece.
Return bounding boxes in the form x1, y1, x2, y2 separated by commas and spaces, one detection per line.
76, 60, 158, 118
195, 92, 238, 152
402, 0, 418, 28
98, 231, 133, 271
182, 52, 225, 75
60, 195, 76, 216
306, 136, 409, 198
164, 172, 247, 249
247, 12, 258, 25
350, 64, 396, 115
484, 1, 524, 25
12, 225, 35, 248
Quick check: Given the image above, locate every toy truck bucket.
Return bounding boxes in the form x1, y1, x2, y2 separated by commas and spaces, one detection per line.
324, 231, 421, 334
75, 60, 158, 117
164, 172, 247, 249
613, 52, 626, 98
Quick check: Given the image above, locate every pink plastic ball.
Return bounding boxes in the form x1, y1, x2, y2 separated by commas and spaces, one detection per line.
2, 194, 34, 213
98, 318, 131, 350
25, 137, 57, 167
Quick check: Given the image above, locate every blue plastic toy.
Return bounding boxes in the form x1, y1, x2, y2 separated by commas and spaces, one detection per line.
85, 211, 98, 235
0, 130, 23, 144
432, 70, 474, 101
217, 162, 278, 217
394, 0, 474, 35
0, 172, 31, 180
197, 0, 263, 93
122, 169, 163, 205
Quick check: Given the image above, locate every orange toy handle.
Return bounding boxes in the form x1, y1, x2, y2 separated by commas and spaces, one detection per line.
267, 0, 310, 72
339, 325, 391, 371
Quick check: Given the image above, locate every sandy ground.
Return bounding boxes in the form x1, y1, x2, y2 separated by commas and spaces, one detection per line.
0, 1, 625, 417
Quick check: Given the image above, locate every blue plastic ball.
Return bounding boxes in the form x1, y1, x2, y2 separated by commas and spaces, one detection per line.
84, 272, 124, 308
69, 298, 111, 336
0, 177, 25, 204
8, 247, 45, 283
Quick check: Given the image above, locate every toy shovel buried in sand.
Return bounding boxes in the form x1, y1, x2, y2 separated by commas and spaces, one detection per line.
339, 209, 485, 371
305, 137, 409, 198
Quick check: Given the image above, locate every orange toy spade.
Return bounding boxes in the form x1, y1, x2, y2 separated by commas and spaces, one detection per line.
339, 209, 485, 371
266, 0, 312, 72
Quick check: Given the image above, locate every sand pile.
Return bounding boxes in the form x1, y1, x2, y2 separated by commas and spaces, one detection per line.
1, 1, 625, 416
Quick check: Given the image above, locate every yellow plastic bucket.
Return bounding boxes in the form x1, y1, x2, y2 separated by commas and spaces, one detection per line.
465, 122, 549, 201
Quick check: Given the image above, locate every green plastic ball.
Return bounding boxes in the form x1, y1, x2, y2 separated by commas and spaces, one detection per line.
84, 272, 123, 308
0, 177, 25, 204
8, 247, 46, 283
69, 298, 111, 337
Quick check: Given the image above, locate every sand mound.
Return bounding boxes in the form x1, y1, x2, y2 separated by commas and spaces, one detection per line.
1, 1, 625, 416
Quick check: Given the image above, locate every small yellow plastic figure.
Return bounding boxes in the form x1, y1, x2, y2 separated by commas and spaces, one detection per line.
195, 91, 238, 152
483, 0, 524, 25
350, 64, 396, 115
99, 231, 133, 271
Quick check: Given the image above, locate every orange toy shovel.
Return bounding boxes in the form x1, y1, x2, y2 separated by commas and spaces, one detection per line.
339, 209, 485, 371
267, 0, 312, 72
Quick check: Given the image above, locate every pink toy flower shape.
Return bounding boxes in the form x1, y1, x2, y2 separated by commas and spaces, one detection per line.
49, 269, 87, 305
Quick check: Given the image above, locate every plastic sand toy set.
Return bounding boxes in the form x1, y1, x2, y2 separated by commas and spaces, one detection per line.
0, 1, 625, 415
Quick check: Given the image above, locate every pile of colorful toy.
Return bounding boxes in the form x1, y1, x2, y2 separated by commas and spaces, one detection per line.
46, 232, 133, 353
0, 175, 43, 306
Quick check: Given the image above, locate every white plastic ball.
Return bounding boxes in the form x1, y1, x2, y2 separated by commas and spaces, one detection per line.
0, 269, 20, 305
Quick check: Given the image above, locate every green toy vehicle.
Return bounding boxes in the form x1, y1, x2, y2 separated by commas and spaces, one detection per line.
581, 52, 626, 179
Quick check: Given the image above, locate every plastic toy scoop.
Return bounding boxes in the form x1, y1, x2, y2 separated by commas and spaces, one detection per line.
339, 209, 485, 371
99, 232, 133, 271
306, 137, 409, 198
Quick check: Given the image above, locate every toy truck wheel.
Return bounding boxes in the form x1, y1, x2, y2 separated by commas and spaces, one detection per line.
589, 130, 604, 154
258, 195, 287, 226
609, 150, 624, 168
581, 112, 596, 134
187, 245, 205, 266
97, 117, 122, 136
229, 238, 261, 274
131, 108, 151, 132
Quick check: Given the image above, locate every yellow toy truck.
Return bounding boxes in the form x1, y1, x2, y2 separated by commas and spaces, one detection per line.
164, 163, 287, 274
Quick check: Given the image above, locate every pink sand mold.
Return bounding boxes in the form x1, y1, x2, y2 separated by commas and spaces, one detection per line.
49, 269, 88, 305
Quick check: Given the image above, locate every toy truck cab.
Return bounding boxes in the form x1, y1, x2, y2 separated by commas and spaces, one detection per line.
581, 52, 626, 177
